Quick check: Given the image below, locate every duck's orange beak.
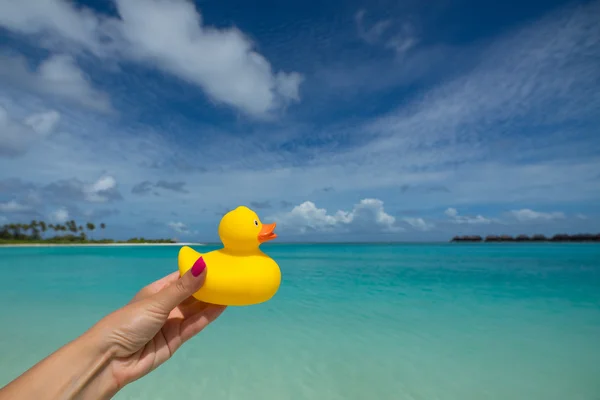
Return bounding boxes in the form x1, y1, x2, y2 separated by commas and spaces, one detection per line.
258, 222, 277, 243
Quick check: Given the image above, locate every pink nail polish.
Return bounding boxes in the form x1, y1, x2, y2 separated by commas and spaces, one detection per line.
191, 257, 206, 277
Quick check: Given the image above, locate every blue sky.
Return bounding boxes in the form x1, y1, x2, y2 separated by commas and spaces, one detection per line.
0, 0, 599, 242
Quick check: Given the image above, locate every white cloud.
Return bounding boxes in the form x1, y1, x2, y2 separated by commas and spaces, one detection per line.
340, 1, 600, 174
40, 175, 122, 204
355, 9, 417, 55
272, 198, 401, 233
0, 54, 112, 112
0, 200, 30, 213
355, 10, 392, 44
83, 176, 118, 203
444, 207, 458, 217
0, 0, 303, 117
88, 176, 116, 194
575, 213, 588, 220
386, 34, 417, 55
273, 201, 351, 232
49, 207, 69, 223
445, 208, 491, 224
35, 54, 111, 112
0, 105, 61, 157
460, 215, 491, 224
402, 217, 434, 231
24, 110, 61, 136
508, 209, 565, 222
352, 199, 398, 229
168, 221, 190, 234
0, 0, 107, 53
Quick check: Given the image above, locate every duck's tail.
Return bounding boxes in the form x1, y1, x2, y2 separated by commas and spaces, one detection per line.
178, 245, 203, 276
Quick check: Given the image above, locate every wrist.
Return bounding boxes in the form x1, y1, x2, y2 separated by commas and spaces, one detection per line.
73, 325, 120, 399
0, 325, 119, 400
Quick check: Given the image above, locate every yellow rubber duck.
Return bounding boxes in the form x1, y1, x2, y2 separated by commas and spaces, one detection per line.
178, 206, 281, 306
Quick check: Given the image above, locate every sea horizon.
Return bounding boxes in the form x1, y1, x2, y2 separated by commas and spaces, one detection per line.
3, 240, 599, 246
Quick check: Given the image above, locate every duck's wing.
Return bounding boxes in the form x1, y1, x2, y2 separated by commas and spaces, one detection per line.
178, 246, 203, 276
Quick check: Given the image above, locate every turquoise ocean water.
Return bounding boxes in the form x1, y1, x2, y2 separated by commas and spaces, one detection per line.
1, 243, 600, 399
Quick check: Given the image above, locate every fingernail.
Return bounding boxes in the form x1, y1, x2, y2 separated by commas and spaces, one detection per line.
191, 257, 206, 277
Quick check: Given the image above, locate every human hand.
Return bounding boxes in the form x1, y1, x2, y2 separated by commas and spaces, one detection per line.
0, 257, 225, 400
93, 257, 226, 391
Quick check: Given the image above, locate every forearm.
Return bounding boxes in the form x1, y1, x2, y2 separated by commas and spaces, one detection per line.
0, 328, 118, 400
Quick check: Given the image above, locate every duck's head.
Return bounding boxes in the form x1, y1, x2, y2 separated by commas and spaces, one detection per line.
218, 206, 277, 251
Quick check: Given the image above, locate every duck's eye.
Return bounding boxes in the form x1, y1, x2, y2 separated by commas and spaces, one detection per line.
254, 220, 259, 226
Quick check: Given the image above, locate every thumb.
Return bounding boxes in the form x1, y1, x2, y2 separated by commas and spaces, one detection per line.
151, 257, 207, 313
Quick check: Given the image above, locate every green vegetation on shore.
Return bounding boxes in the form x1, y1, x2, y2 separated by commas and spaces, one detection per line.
1, 220, 175, 245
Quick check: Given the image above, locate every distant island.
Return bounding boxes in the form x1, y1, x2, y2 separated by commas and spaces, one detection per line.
0, 220, 176, 245
450, 234, 600, 242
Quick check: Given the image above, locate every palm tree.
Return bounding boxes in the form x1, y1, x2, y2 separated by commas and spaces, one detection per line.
39, 221, 47, 237
49, 224, 59, 236
29, 220, 41, 240
86, 222, 96, 240
18, 223, 25, 239
68, 220, 78, 234
8, 224, 18, 238
0, 225, 9, 239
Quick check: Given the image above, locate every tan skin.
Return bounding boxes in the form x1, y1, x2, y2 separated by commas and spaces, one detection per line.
0, 264, 226, 399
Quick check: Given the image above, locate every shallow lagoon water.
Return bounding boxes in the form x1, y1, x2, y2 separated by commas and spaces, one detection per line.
1, 243, 599, 399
